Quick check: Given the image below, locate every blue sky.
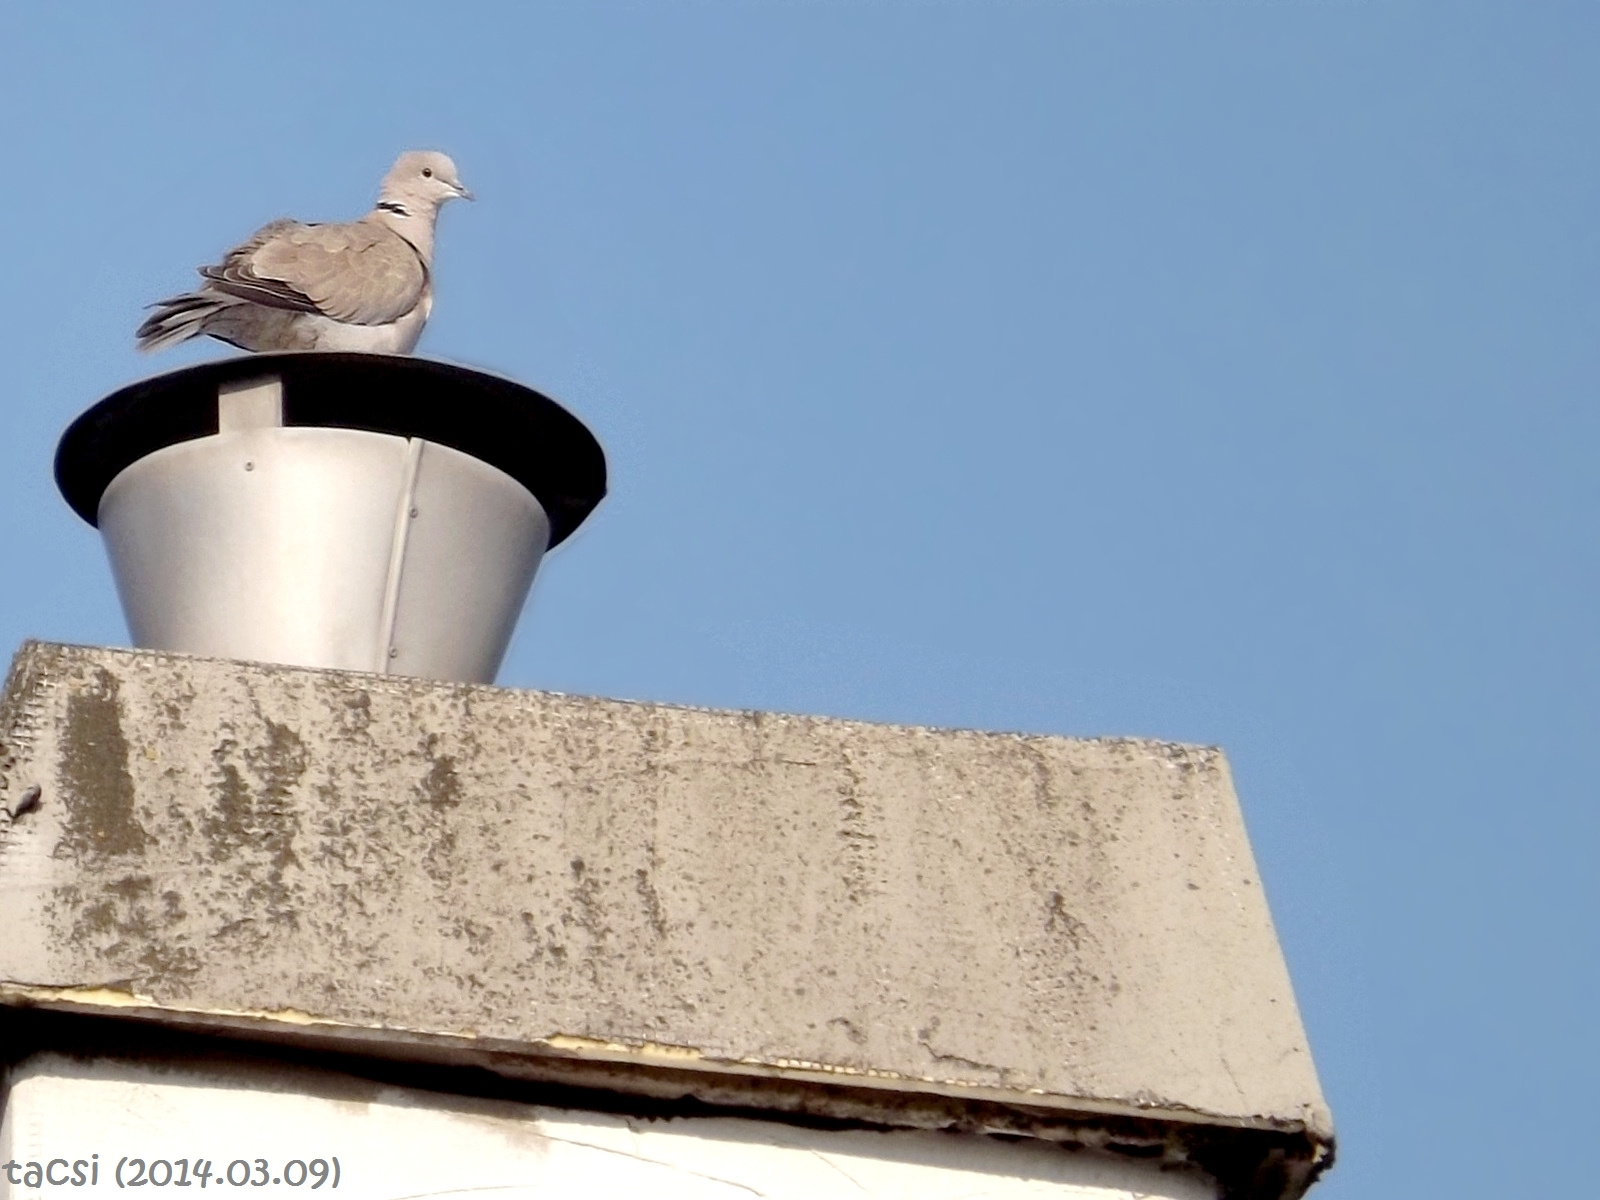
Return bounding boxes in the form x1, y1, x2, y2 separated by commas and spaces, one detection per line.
3, 3, 1596, 1196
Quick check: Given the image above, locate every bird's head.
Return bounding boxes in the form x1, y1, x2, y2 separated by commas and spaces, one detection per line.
378, 150, 473, 215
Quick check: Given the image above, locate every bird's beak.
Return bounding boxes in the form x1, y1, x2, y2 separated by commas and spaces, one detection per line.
453, 182, 475, 201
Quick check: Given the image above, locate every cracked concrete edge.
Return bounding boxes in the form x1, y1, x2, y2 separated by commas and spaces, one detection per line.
0, 1001, 1333, 1200
0, 981, 1315, 1138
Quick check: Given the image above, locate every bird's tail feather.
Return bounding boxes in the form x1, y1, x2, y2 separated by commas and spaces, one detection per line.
136, 293, 230, 353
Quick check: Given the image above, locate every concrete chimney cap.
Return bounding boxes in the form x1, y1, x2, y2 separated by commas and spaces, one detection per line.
54, 352, 607, 547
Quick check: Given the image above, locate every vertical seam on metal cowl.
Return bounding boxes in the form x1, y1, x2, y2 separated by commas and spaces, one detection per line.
375, 438, 425, 673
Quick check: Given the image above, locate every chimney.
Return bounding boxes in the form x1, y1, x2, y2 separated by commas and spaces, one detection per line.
2, 353, 1334, 1198
52, 353, 605, 683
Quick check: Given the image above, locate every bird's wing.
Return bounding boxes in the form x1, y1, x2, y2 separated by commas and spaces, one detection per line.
199, 219, 427, 326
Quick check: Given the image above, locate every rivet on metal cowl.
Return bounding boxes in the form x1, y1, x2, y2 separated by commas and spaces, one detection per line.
54, 353, 606, 685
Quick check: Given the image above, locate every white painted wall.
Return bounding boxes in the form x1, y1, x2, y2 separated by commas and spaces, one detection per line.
0, 1056, 1216, 1200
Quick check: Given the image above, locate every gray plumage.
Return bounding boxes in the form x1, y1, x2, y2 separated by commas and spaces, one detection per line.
138, 151, 471, 355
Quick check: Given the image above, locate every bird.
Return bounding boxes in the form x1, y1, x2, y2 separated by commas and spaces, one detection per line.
137, 150, 472, 355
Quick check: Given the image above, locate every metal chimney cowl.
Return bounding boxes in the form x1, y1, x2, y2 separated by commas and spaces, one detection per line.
55, 354, 607, 685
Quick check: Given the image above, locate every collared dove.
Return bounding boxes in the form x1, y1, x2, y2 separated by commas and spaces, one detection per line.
137, 150, 471, 355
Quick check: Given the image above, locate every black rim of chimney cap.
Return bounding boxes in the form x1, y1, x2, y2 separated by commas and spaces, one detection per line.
55, 353, 607, 548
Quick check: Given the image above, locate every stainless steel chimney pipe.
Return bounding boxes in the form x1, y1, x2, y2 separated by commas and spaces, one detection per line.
56, 354, 606, 684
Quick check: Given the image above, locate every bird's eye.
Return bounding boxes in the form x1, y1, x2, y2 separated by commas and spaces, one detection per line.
422, 167, 433, 178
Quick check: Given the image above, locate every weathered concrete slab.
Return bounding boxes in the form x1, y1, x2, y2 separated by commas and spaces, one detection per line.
0, 642, 1330, 1190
